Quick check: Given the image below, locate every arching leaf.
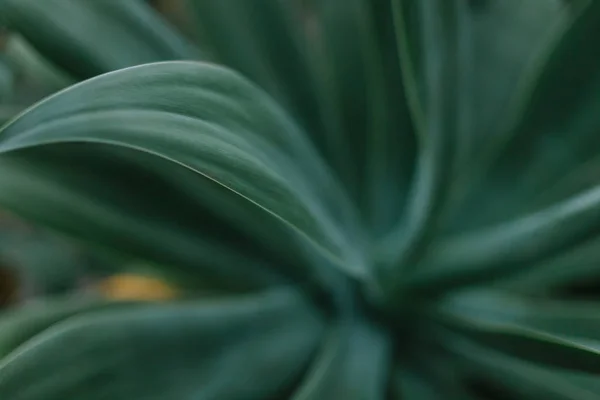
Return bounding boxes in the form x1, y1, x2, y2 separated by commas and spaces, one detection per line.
0, 0, 196, 79
0, 288, 324, 400
0, 61, 365, 290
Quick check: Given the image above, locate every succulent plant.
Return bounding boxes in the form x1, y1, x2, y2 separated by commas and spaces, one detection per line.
0, 0, 600, 398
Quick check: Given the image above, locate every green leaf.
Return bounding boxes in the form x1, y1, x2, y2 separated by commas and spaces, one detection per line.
188, 0, 415, 235
0, 35, 72, 123
393, 367, 446, 400
0, 61, 365, 288
0, 56, 17, 126
464, 0, 567, 167
2, 34, 74, 98
311, 0, 415, 235
292, 314, 391, 399
412, 183, 600, 293
490, 0, 600, 195
392, 361, 480, 400
443, 333, 600, 400
185, 0, 330, 163
0, 0, 195, 79
0, 287, 324, 399
436, 300, 600, 373
380, 0, 469, 289
301, 0, 367, 201
439, 290, 600, 342
449, 0, 598, 231
507, 235, 600, 292
0, 296, 129, 359
363, 1, 417, 236
0, 225, 85, 295
0, 57, 13, 102
0, 150, 285, 291
444, 0, 569, 232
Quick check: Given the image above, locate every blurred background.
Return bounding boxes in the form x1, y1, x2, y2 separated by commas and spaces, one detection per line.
0, 0, 195, 308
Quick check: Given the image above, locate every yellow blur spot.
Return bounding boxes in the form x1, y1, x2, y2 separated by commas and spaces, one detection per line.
98, 274, 179, 301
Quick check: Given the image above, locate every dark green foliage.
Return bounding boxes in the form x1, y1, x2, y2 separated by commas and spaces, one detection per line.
0, 0, 599, 398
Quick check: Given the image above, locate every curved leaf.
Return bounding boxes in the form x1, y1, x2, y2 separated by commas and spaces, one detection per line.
461, 0, 567, 169
380, 0, 468, 291
292, 315, 391, 399
0, 224, 86, 295
2, 34, 74, 94
449, 0, 599, 231
438, 290, 600, 342
443, 0, 569, 233
0, 146, 287, 291
188, 0, 416, 235
412, 183, 600, 293
0, 288, 324, 399
311, 0, 415, 235
0, 0, 195, 79
508, 235, 600, 291
443, 333, 600, 400
0, 296, 130, 359
489, 0, 599, 194
0, 61, 365, 287
436, 306, 600, 373
186, 0, 328, 158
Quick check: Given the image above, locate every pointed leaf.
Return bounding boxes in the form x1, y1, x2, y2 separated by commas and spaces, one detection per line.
465, 0, 567, 165
436, 303, 600, 373
381, 0, 469, 290
0, 296, 130, 359
311, 0, 416, 235
508, 235, 600, 291
444, 0, 569, 232
0, 288, 324, 399
439, 290, 600, 343
186, 0, 330, 160
450, 0, 600, 232
413, 184, 600, 292
443, 333, 600, 400
0, 0, 195, 79
292, 314, 391, 399
0, 62, 365, 289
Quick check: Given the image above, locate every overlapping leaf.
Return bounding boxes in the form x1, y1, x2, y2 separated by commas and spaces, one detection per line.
0, 296, 129, 358
0, 0, 195, 79
507, 235, 600, 292
0, 224, 86, 295
485, 0, 600, 209
444, 0, 569, 232
292, 314, 391, 399
378, 0, 468, 295
0, 1, 598, 399
444, 334, 600, 400
0, 61, 365, 291
447, 0, 599, 230
435, 291, 600, 373
439, 290, 600, 342
186, 0, 327, 154
409, 1, 600, 293
311, 0, 416, 236
0, 288, 324, 400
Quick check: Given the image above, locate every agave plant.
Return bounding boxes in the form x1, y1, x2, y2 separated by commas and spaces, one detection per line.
0, 0, 599, 398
